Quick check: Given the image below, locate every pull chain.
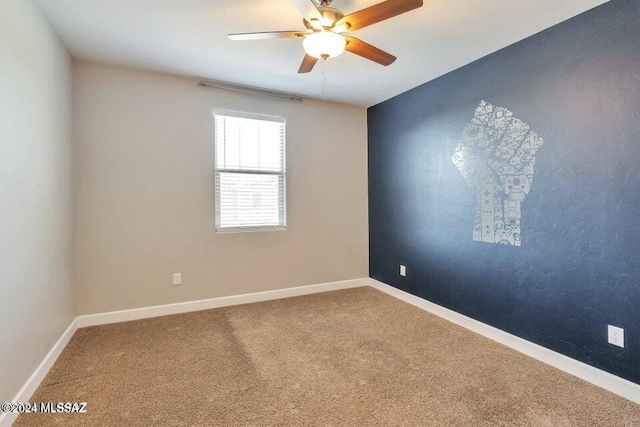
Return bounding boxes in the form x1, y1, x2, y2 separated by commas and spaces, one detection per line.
321, 58, 327, 101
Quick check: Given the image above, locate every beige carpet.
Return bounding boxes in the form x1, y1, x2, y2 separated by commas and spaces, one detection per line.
15, 287, 640, 426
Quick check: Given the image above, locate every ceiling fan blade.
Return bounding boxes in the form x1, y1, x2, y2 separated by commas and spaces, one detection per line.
344, 36, 396, 66
228, 31, 306, 41
338, 0, 423, 32
298, 54, 319, 73
290, 0, 322, 20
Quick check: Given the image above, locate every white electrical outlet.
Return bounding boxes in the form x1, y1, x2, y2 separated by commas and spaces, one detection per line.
400, 265, 406, 277
608, 325, 624, 348
173, 273, 182, 285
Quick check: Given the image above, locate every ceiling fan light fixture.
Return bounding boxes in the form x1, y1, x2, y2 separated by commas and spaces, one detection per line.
303, 31, 346, 59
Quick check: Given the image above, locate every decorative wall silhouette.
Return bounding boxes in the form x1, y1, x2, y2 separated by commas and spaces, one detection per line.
452, 101, 544, 246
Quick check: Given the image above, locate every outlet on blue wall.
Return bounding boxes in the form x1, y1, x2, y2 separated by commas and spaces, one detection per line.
368, 0, 640, 384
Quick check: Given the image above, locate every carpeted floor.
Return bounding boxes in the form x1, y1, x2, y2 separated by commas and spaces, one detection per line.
15, 287, 640, 426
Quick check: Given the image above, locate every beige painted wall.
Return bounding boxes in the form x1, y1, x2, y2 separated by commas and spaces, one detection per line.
0, 0, 75, 401
74, 62, 369, 315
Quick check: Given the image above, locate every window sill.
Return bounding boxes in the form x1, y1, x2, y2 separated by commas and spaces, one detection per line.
215, 226, 287, 234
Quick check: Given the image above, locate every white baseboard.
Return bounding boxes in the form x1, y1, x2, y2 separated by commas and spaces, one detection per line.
76, 278, 369, 328
369, 278, 640, 404
0, 319, 78, 427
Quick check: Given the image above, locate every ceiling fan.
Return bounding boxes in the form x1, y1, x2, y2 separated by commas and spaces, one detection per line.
228, 0, 424, 73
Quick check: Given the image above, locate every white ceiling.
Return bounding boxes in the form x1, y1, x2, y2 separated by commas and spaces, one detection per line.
36, 0, 608, 107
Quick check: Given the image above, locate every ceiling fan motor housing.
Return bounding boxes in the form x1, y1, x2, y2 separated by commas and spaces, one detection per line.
318, 7, 344, 26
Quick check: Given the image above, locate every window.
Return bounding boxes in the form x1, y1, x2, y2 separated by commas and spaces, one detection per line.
214, 111, 286, 232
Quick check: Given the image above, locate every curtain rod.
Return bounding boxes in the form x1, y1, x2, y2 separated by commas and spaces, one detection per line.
197, 81, 304, 102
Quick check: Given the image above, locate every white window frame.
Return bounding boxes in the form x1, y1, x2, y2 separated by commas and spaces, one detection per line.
214, 110, 287, 233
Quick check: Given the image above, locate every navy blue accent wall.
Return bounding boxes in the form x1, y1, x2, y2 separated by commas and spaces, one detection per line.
368, 0, 640, 384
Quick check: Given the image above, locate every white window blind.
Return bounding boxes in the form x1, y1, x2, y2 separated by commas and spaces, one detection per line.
214, 111, 286, 232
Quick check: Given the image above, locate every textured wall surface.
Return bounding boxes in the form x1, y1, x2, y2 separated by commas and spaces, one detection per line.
0, 0, 75, 401
368, 0, 640, 384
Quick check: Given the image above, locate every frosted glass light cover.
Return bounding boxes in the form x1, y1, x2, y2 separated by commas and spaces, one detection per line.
303, 31, 346, 59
